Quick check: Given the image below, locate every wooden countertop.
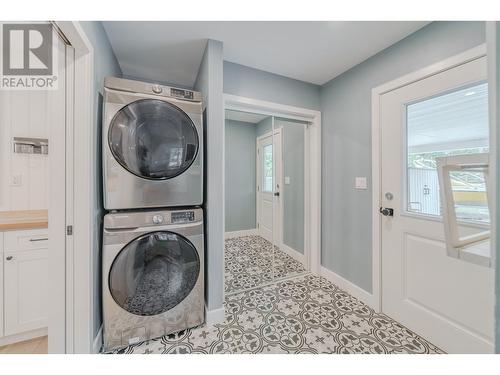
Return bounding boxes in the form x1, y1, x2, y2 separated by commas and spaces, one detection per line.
0, 210, 48, 231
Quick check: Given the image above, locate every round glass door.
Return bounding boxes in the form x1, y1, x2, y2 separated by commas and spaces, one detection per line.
108, 99, 199, 180
109, 231, 200, 316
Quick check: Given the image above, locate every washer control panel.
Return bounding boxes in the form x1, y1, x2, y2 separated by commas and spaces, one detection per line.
170, 88, 194, 100
171, 211, 195, 224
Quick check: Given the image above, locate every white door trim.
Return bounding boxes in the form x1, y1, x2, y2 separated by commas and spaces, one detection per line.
371, 44, 487, 312
52, 21, 95, 353
224, 94, 322, 279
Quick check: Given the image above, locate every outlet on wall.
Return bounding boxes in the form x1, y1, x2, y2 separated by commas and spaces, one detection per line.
10, 174, 22, 186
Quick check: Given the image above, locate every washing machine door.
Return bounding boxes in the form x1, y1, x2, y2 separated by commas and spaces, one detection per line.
109, 231, 200, 316
108, 99, 199, 180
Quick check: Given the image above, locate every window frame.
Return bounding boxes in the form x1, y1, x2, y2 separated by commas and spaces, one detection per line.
436, 153, 491, 263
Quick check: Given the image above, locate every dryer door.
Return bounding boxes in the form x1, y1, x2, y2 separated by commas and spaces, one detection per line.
109, 231, 200, 316
108, 99, 199, 180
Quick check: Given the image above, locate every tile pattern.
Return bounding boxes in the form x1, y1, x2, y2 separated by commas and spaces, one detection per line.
111, 275, 444, 354
225, 235, 306, 294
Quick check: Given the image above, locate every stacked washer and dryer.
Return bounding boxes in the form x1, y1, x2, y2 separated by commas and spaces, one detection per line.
101, 77, 205, 351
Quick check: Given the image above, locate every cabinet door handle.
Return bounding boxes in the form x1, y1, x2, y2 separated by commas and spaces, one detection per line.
6, 256, 13, 261
30, 238, 48, 242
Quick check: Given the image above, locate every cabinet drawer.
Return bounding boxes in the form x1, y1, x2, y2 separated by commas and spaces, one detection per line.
4, 229, 49, 252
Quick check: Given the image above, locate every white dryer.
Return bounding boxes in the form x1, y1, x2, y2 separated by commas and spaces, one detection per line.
103, 77, 203, 210
102, 208, 204, 351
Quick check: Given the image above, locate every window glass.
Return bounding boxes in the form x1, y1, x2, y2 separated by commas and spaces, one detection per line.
263, 144, 273, 192
406, 83, 488, 216
449, 169, 490, 223
109, 231, 200, 316
108, 99, 199, 180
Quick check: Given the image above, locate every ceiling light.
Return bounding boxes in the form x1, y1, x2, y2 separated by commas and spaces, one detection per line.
465, 91, 476, 96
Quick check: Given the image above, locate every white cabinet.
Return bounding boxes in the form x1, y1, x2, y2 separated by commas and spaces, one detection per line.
1, 229, 48, 337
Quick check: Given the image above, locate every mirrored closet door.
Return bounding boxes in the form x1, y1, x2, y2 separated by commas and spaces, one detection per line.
224, 110, 309, 295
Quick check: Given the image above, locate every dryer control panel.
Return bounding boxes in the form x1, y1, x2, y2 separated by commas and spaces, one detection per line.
171, 211, 195, 224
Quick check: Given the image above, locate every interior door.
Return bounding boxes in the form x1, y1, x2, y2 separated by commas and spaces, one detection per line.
257, 130, 282, 244
380, 56, 494, 353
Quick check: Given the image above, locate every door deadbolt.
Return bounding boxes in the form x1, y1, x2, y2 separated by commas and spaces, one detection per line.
385, 192, 394, 200
379, 207, 394, 217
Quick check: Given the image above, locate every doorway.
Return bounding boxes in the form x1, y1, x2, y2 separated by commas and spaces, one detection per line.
223, 94, 321, 296
0, 23, 72, 354
373, 48, 495, 353
224, 111, 309, 294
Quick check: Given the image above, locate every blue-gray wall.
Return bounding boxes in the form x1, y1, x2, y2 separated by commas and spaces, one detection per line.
80, 21, 122, 342
225, 120, 257, 232
279, 119, 305, 254
194, 39, 224, 314
224, 61, 320, 110
320, 21, 486, 293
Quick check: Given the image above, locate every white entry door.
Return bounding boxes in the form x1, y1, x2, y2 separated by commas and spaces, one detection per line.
257, 129, 283, 244
380, 56, 495, 353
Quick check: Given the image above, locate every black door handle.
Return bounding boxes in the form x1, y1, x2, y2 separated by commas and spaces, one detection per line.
379, 207, 394, 217
274, 192, 280, 197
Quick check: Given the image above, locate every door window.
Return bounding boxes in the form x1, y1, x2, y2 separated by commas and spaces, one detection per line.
109, 231, 200, 316
262, 144, 273, 192
108, 99, 199, 180
405, 83, 488, 216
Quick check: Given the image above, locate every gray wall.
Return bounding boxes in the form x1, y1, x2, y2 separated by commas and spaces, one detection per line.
224, 61, 321, 110
194, 39, 225, 314
256, 116, 272, 137
320, 21, 486, 293
225, 120, 257, 232
80, 21, 122, 343
279, 119, 305, 254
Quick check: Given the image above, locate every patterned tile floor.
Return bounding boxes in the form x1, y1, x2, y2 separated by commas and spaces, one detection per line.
225, 235, 307, 294
112, 274, 443, 354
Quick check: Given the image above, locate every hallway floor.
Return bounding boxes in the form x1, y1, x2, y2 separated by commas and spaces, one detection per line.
225, 235, 307, 294
113, 274, 443, 354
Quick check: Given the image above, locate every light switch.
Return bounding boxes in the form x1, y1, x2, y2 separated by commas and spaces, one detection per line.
355, 177, 367, 190
285, 176, 291, 185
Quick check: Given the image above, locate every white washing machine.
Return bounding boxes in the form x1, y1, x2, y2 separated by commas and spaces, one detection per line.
103, 76, 203, 210
102, 208, 204, 351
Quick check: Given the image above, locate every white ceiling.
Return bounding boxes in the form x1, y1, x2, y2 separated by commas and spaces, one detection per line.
102, 21, 429, 87
225, 110, 268, 124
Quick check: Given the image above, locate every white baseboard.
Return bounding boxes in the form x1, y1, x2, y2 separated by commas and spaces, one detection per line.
320, 266, 375, 308
0, 327, 47, 347
205, 305, 225, 325
224, 229, 257, 239
93, 324, 103, 353
281, 243, 305, 265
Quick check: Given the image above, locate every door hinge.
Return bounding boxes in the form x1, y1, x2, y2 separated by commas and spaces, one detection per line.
257, 222, 260, 229
66, 225, 73, 235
